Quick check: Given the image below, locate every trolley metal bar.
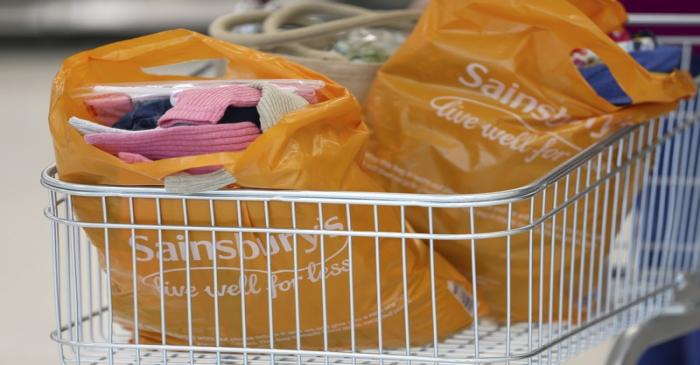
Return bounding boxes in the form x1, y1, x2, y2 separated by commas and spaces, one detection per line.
49, 278, 683, 364
628, 13, 700, 26
39, 124, 644, 206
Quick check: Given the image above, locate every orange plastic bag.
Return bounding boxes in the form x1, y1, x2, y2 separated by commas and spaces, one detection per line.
363, 0, 695, 322
568, 0, 628, 33
49, 30, 480, 349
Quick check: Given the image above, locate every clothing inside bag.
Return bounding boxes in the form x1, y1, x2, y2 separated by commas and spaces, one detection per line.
112, 97, 172, 131
581, 45, 683, 106
77, 83, 309, 167
83, 92, 133, 125
158, 85, 262, 127
85, 122, 262, 160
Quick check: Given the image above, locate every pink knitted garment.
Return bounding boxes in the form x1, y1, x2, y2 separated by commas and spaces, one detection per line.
182, 166, 224, 175
83, 93, 133, 126
118, 152, 151, 163
294, 87, 318, 104
158, 86, 262, 128
86, 122, 261, 160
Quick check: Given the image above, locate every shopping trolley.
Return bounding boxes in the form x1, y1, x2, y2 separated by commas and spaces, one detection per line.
42, 14, 700, 365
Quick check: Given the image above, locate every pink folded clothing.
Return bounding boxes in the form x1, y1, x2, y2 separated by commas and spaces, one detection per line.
86, 122, 261, 160
169, 85, 318, 107
158, 86, 262, 128
183, 165, 224, 175
84, 92, 133, 126
291, 87, 318, 104
117, 152, 152, 164
118, 152, 221, 175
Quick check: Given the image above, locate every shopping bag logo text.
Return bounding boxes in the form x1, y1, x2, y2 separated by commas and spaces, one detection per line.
429, 62, 616, 163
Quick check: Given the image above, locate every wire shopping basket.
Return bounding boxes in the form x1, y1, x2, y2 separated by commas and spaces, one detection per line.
42, 15, 700, 365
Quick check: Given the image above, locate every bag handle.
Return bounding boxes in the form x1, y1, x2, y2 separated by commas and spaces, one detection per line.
567, 0, 628, 34
89, 32, 231, 72
164, 169, 237, 194
263, 1, 376, 33
537, 1, 694, 105
209, 3, 420, 49
420, 1, 694, 108
262, 1, 376, 61
64, 29, 346, 96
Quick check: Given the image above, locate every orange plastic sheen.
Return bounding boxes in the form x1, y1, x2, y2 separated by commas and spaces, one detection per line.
568, 0, 628, 33
49, 30, 480, 349
363, 0, 695, 323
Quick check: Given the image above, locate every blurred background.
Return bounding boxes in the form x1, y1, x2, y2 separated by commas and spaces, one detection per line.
0, 2, 414, 363
0, 1, 698, 364
0, 0, 415, 37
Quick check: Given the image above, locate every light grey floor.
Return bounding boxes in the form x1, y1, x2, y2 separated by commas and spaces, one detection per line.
0, 40, 108, 365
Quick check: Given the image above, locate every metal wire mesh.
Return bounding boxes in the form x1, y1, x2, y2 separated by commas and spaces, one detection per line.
43, 87, 700, 364
42, 22, 700, 365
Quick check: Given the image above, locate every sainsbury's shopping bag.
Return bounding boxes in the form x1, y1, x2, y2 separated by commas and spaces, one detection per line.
363, 0, 695, 322
49, 29, 481, 349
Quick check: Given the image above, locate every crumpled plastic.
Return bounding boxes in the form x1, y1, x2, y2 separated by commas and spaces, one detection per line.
49, 29, 481, 349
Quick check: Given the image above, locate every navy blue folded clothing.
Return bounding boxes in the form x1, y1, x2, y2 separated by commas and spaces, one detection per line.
580, 45, 683, 106
219, 106, 261, 129
630, 45, 683, 73
112, 97, 172, 131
